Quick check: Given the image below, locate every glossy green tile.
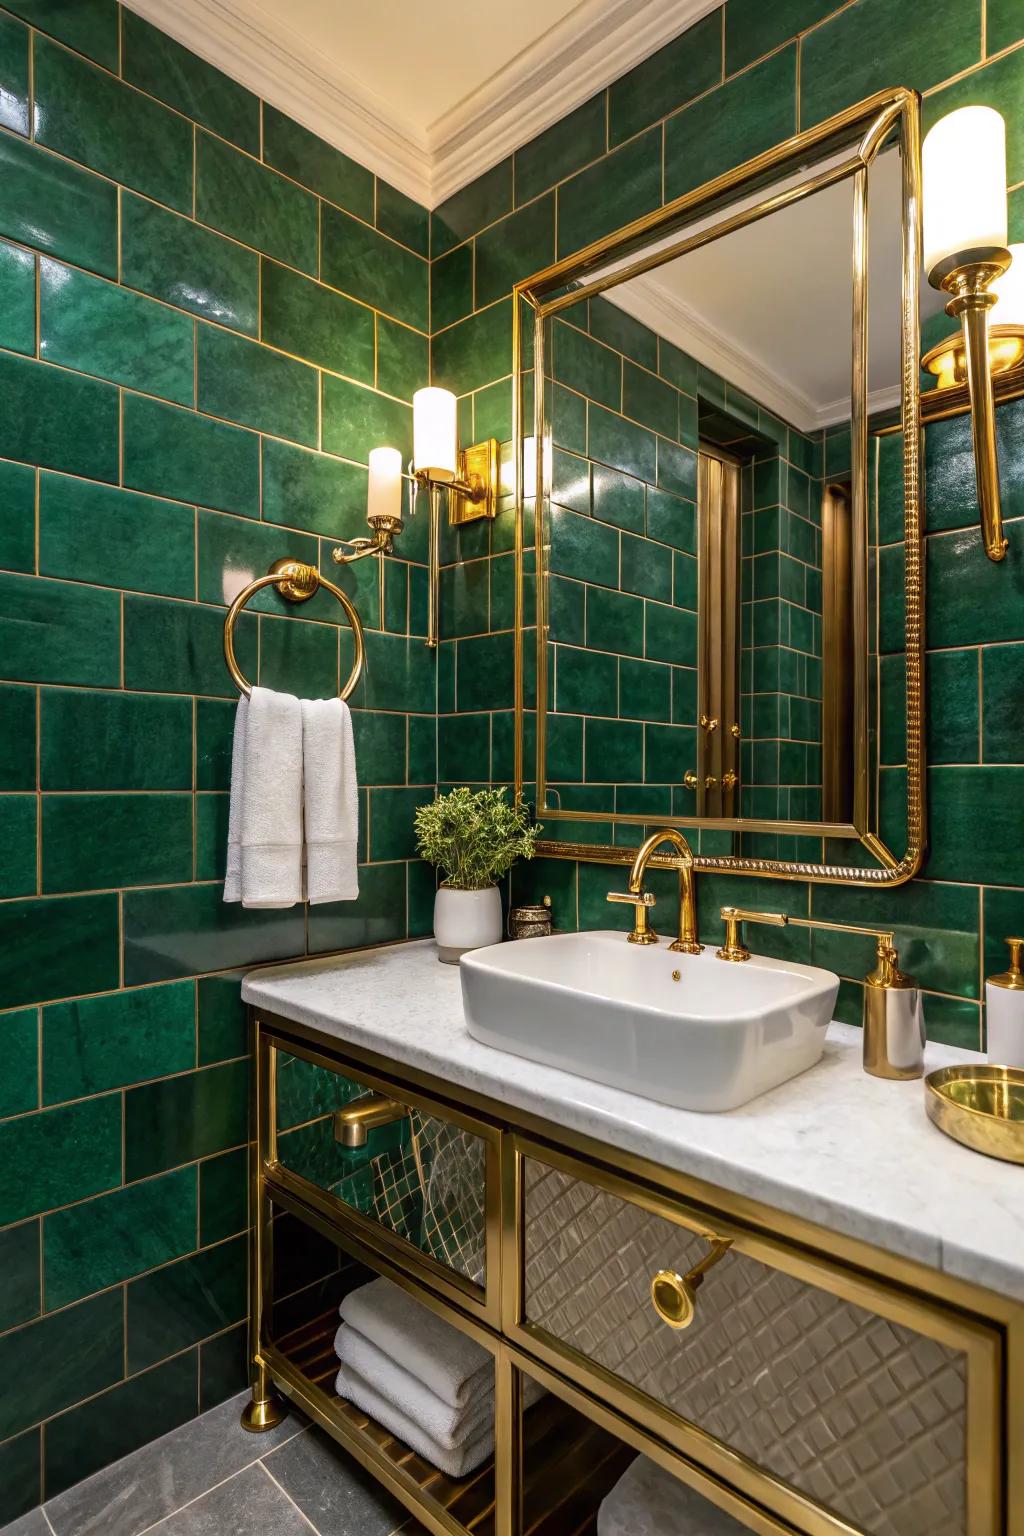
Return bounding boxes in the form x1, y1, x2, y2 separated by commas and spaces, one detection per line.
261, 438, 365, 543
122, 10, 259, 153
198, 324, 317, 448
39, 259, 194, 405
124, 1059, 248, 1182
369, 785, 433, 861
44, 1350, 198, 1501
322, 373, 413, 465
258, 614, 338, 697
438, 711, 489, 783
194, 699, 233, 794
123, 882, 303, 984
0, 1288, 123, 1442
0, 794, 35, 897
41, 793, 193, 892
376, 179, 429, 257
126, 1233, 245, 1373
455, 631, 514, 713
377, 316, 429, 402
340, 628, 434, 713
623, 362, 678, 439
307, 858, 407, 953
197, 131, 318, 275
196, 973, 246, 1065
619, 531, 672, 603
0, 457, 35, 573
803, 0, 979, 129
123, 595, 255, 698
666, 47, 797, 199
122, 193, 258, 337
39, 474, 195, 598
34, 37, 192, 212
0, 1091, 120, 1226
925, 648, 979, 765
557, 128, 661, 259
7, 0, 117, 67
0, 894, 118, 1009
200, 1146, 247, 1245
0, 573, 120, 686
0, 1219, 39, 1333
927, 766, 1024, 884
431, 242, 473, 332
927, 521, 1024, 648
0, 131, 117, 277
262, 104, 374, 221
552, 447, 591, 514
262, 259, 374, 382
124, 393, 260, 517
553, 319, 621, 411
586, 586, 643, 655
609, 8, 721, 144
813, 879, 980, 998
647, 486, 696, 551
554, 644, 617, 716
987, 0, 1023, 53
589, 403, 656, 483
515, 94, 606, 205
321, 203, 428, 332
590, 297, 657, 371
646, 600, 697, 664
431, 159, 512, 258
584, 717, 642, 781
726, 0, 834, 72
0, 1006, 37, 1118
0, 351, 118, 481
44, 1167, 197, 1311
475, 195, 555, 309
549, 505, 617, 586
195, 792, 228, 883
41, 688, 192, 792
196, 510, 322, 618
346, 710, 404, 788
433, 299, 511, 395
0, 238, 34, 353
43, 980, 195, 1105
982, 643, 1023, 763
0, 1428, 39, 1527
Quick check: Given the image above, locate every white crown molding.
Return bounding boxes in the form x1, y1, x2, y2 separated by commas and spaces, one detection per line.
122, 0, 720, 209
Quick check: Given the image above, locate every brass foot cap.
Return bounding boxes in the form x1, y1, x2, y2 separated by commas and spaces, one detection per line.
240, 1395, 287, 1433
668, 940, 704, 955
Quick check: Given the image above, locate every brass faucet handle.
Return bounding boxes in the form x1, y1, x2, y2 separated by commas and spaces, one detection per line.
607, 889, 657, 945
716, 905, 788, 963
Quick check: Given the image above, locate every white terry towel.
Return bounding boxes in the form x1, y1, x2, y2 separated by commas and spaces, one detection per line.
224, 687, 303, 908
334, 1360, 494, 1479
334, 1324, 492, 1449
301, 697, 359, 904
598, 1454, 749, 1536
339, 1278, 491, 1408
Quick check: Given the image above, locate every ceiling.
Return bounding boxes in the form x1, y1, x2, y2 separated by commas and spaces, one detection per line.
123, 0, 718, 205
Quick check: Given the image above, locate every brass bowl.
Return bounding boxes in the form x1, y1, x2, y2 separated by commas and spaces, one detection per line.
924, 1065, 1024, 1165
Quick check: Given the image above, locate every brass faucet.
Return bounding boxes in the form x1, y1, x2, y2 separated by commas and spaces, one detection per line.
607, 828, 703, 954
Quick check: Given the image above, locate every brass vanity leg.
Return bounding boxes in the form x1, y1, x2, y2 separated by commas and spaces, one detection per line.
241, 1023, 287, 1433
494, 1345, 522, 1536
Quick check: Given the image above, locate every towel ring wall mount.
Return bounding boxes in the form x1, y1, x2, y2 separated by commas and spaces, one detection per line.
223, 559, 366, 700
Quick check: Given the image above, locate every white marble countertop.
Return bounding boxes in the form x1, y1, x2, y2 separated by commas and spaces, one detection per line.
243, 938, 1024, 1303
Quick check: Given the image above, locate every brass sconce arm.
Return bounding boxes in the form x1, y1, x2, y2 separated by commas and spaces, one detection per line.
331, 517, 403, 567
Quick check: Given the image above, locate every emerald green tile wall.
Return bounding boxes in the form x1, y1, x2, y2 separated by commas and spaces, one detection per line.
430, 0, 1024, 1078
0, 4, 435, 1520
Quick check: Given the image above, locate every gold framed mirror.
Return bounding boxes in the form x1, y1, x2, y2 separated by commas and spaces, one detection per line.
512, 87, 929, 888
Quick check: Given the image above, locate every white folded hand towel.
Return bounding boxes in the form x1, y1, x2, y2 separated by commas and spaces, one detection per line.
339, 1278, 490, 1408
334, 1324, 492, 1450
335, 1361, 494, 1479
301, 697, 359, 904
224, 687, 303, 908
598, 1454, 749, 1535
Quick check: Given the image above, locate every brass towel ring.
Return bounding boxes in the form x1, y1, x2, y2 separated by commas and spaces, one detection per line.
222, 558, 365, 699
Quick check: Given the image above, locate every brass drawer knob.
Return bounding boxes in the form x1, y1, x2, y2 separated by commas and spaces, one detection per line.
650, 1237, 732, 1329
683, 771, 698, 789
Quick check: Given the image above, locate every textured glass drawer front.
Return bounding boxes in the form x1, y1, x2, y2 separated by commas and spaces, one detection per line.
273, 1048, 486, 1286
522, 1159, 969, 1536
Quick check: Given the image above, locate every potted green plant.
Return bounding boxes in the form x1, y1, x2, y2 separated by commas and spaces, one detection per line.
414, 788, 540, 963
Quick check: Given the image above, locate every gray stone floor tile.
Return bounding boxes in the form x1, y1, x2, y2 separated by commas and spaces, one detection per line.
0, 1512, 53, 1536
45, 1391, 306, 1536
145, 1465, 312, 1536
261, 1424, 409, 1536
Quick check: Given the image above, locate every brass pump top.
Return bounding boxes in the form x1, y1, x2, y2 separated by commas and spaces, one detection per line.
865, 936, 914, 991
990, 937, 1024, 991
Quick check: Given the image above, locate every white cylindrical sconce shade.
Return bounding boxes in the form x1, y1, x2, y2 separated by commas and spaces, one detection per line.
367, 445, 403, 524
992, 243, 1024, 325
923, 105, 1008, 275
413, 387, 458, 481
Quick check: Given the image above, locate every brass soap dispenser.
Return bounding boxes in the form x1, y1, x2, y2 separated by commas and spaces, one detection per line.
863, 937, 925, 1079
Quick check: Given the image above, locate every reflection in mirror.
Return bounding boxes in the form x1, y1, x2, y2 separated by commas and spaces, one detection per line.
535, 133, 928, 866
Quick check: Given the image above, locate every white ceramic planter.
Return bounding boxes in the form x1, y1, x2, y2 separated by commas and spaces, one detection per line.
434, 885, 502, 964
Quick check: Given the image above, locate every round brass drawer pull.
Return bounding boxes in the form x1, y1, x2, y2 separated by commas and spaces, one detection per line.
650, 1237, 732, 1330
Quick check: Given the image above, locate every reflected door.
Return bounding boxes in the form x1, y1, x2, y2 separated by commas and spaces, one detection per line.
697, 448, 741, 818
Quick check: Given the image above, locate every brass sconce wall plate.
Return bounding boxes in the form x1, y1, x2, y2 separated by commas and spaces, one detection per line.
449, 438, 500, 525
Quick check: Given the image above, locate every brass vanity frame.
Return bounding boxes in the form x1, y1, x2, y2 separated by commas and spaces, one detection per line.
246, 1008, 1022, 1536
512, 86, 927, 888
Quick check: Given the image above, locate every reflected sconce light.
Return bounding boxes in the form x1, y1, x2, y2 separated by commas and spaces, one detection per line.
922, 105, 1018, 562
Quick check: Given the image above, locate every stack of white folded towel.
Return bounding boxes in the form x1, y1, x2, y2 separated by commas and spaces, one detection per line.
335, 1277, 540, 1477
598, 1455, 748, 1534
224, 686, 358, 908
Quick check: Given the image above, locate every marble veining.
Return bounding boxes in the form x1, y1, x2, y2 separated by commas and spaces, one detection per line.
242, 939, 1024, 1302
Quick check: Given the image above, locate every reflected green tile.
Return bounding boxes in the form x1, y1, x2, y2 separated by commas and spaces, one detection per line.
7, 0, 117, 67
584, 717, 642, 781
665, 47, 797, 200
307, 858, 407, 952
589, 403, 656, 482
369, 785, 433, 861
431, 242, 473, 332
124, 393, 259, 517
0, 1288, 123, 1443
42, 688, 192, 791
0, 573, 120, 686
475, 195, 555, 308
645, 721, 697, 781
0, 794, 35, 896
262, 438, 366, 542
0, 1007, 37, 1118
0, 351, 118, 481
646, 600, 697, 664
43, 981, 195, 1104
554, 644, 617, 715
122, 193, 258, 337
376, 179, 429, 256
553, 319, 621, 411
456, 631, 514, 712
0, 1092, 121, 1227
34, 37, 192, 212
321, 203, 428, 331
125, 1060, 249, 1181
123, 883, 303, 984
200, 1146, 247, 1245
44, 1168, 197, 1311
377, 316, 429, 401
42, 793, 193, 893
197, 131, 317, 275
122, 10, 259, 153
262, 259, 374, 382
259, 614, 338, 697
609, 8, 721, 144
322, 374, 412, 465
515, 94, 606, 205
433, 299, 511, 395
198, 324, 317, 447
0, 238, 34, 352
263, 104, 374, 221
431, 158, 512, 258
927, 521, 1024, 649
804, 0, 978, 129
0, 131, 116, 277
0, 1219, 39, 1333
557, 128, 661, 259
0, 457, 35, 573
127, 1234, 246, 1374
39, 474, 195, 598
123, 595, 256, 698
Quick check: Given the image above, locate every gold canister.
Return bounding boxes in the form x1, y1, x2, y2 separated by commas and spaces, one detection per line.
863, 939, 925, 1079
508, 897, 552, 940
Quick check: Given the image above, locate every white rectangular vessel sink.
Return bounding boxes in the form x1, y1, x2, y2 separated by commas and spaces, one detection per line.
461, 930, 840, 1112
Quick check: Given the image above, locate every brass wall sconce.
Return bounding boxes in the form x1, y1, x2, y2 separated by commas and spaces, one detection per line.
923, 106, 1021, 562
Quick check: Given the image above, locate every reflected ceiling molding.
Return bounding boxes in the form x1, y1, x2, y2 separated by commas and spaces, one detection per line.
121, 0, 720, 208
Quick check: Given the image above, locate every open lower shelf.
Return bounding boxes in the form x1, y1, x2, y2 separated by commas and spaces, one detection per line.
272, 1307, 633, 1536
